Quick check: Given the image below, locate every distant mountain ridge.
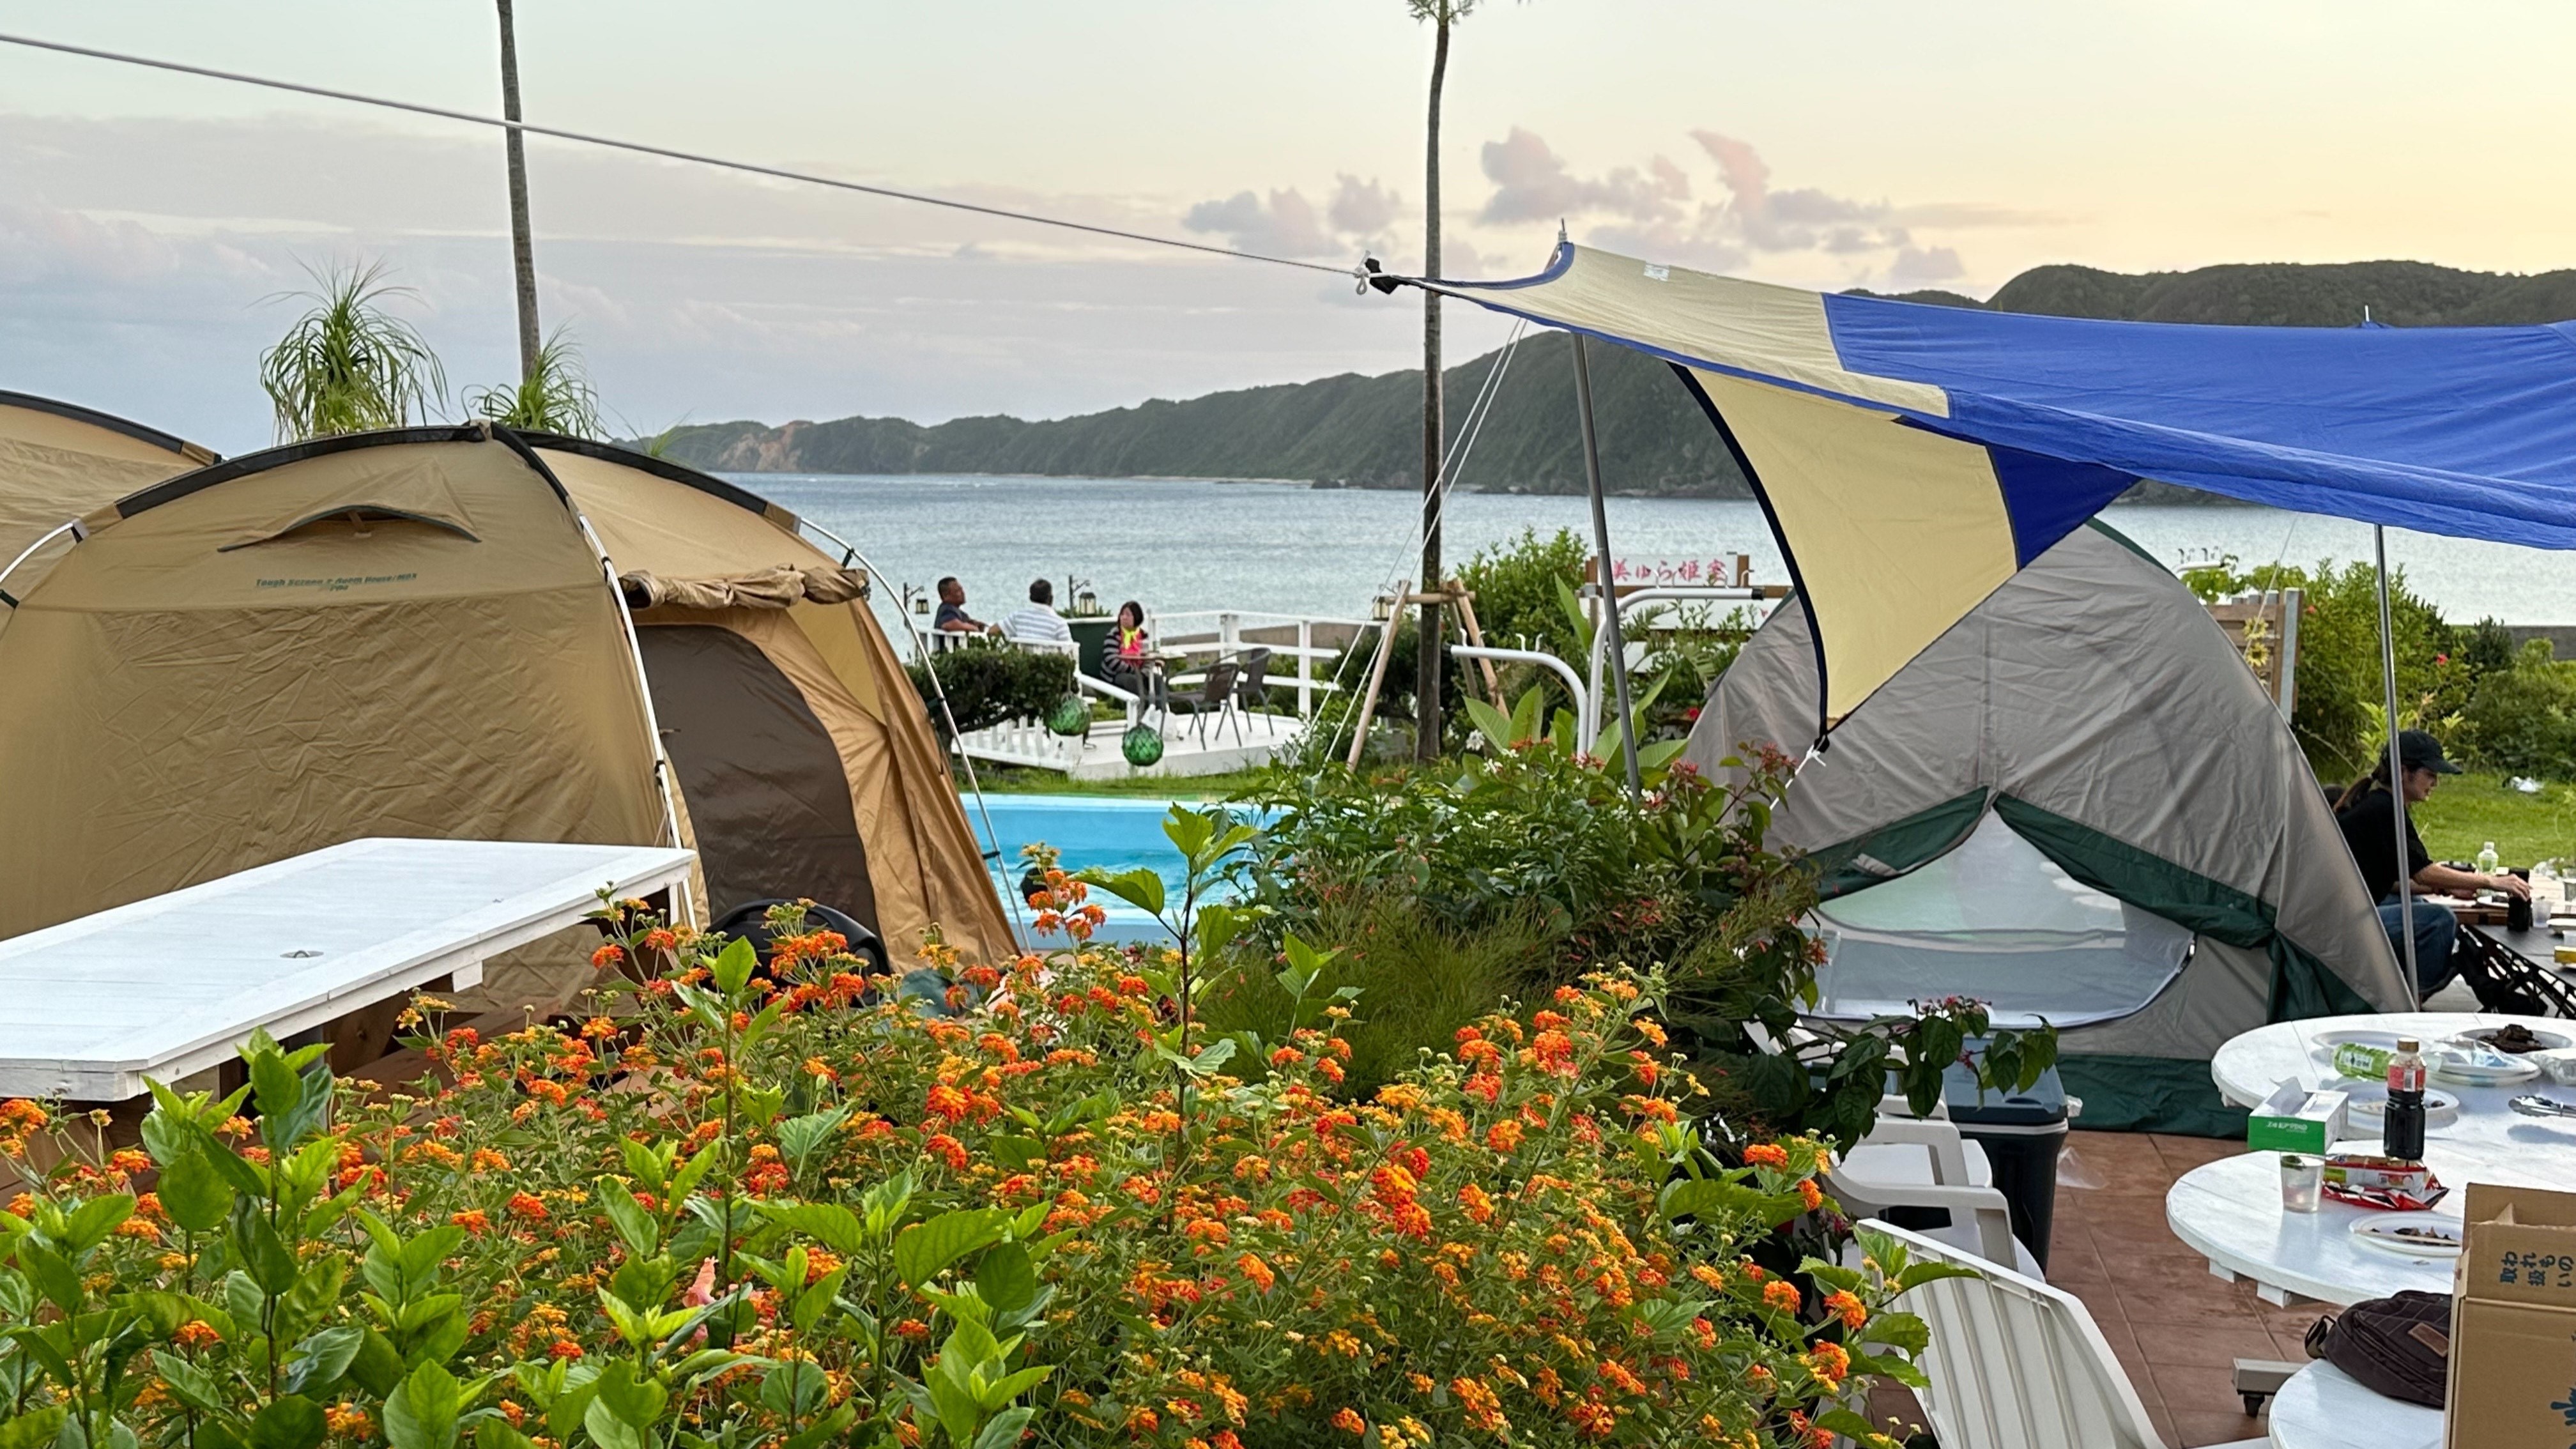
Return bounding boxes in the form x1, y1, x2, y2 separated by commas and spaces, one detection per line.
657, 257, 2576, 499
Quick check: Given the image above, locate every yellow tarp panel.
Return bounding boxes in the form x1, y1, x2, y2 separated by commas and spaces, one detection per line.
1435, 244, 1947, 416
1687, 371, 2017, 721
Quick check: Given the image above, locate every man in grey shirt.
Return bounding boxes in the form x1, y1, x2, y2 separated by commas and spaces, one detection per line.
1000, 578, 1074, 647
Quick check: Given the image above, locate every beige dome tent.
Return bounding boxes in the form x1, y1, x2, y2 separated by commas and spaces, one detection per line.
0, 391, 216, 609
0, 425, 1010, 1009
1687, 522, 2412, 1135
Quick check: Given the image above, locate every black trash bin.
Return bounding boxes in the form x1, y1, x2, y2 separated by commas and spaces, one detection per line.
1940, 1059, 2070, 1269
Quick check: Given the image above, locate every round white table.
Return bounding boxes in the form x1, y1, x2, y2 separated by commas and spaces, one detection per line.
2175, 1011, 2576, 1305
2267, 1361, 2441, 1449
2209, 1011, 2566, 1111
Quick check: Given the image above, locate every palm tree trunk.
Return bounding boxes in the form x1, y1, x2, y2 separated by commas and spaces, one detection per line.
497, 0, 542, 385
1413, 12, 1450, 762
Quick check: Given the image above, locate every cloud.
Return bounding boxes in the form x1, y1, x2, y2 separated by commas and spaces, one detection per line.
1687, 130, 1909, 254
1460, 126, 2059, 289
1476, 128, 1688, 226
1885, 245, 1967, 288
1182, 188, 1338, 257
1181, 174, 1408, 263
0, 112, 1505, 451
1328, 174, 1402, 236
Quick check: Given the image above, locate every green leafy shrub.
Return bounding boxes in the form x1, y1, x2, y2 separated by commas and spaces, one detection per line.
2458, 640, 2576, 778
1242, 730, 2054, 1146
1197, 891, 1554, 1098
905, 643, 1075, 735
2184, 556, 2469, 778
0, 879, 1963, 1449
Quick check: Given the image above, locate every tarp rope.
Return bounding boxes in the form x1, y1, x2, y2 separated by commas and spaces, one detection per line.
0, 29, 1363, 281
1303, 318, 1528, 748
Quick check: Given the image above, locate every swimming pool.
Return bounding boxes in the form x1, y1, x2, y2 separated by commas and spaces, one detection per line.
967, 794, 1268, 946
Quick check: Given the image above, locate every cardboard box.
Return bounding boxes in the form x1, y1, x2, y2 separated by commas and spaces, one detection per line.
2448, 1182, 2576, 1448
2247, 1082, 2349, 1154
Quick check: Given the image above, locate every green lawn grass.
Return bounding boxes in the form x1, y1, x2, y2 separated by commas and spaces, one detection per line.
951, 761, 2576, 870
2396, 770, 2576, 868
952, 763, 1273, 801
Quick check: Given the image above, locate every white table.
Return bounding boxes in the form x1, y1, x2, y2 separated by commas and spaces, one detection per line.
2210, 1010, 2566, 1112
2174, 1009, 2576, 1305
2267, 1361, 2441, 1449
0, 838, 694, 1099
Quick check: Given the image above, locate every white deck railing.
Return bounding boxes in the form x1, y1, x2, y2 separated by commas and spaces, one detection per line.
1146, 610, 1374, 719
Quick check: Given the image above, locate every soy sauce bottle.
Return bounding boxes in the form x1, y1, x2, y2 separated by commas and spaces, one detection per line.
2383, 1037, 2426, 1162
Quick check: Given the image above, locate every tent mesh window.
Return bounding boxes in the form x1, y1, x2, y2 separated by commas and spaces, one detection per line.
1808, 813, 2193, 1027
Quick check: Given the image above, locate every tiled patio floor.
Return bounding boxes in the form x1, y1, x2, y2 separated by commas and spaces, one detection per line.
2048, 1129, 2311, 1448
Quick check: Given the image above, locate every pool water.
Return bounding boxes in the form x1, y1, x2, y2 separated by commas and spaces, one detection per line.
967, 795, 1266, 946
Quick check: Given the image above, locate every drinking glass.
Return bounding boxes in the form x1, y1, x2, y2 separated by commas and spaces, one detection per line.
2280, 1154, 2324, 1213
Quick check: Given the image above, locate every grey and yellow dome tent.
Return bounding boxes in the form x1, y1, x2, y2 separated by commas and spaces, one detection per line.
0, 425, 1010, 1009
0, 391, 215, 606
1684, 523, 2412, 1135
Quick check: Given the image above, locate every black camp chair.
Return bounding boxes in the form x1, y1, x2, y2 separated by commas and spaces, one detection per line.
1232, 647, 1273, 719
1167, 658, 1243, 746
711, 898, 891, 977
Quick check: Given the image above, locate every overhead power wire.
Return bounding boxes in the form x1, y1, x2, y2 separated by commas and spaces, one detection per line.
0, 29, 1362, 279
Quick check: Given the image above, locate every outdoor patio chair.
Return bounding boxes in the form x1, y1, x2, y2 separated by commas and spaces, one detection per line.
1867, 1218, 2266, 1449
1828, 1099, 2039, 1278
1167, 658, 1243, 745
1232, 647, 1273, 720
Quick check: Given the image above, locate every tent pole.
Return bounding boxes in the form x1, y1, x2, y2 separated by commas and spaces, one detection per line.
2374, 523, 2421, 1007
1573, 335, 1642, 801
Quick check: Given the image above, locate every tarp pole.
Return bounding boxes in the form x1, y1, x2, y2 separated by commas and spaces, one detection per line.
2375, 523, 2421, 1006
1573, 335, 1642, 801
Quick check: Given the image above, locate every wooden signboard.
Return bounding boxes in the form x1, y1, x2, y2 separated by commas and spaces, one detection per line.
2204, 588, 2301, 717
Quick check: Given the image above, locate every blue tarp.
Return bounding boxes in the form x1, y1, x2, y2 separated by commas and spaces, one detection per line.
1820, 291, 2576, 549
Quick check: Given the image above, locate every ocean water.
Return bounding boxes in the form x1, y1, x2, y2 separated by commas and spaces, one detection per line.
737, 473, 2576, 652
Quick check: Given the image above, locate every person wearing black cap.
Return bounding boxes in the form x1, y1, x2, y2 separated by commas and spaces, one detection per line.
2334, 729, 2528, 994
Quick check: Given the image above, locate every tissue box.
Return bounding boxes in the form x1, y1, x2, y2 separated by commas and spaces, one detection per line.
2247, 1082, 2349, 1154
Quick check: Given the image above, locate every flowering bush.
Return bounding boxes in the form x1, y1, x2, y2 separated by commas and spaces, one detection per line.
0, 886, 1963, 1449
1243, 742, 2055, 1146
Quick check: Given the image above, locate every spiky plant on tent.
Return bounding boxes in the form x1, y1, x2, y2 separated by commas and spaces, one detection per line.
257, 261, 447, 441
465, 328, 601, 437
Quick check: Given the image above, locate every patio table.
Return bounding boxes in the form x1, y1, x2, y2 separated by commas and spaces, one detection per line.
2265, 1361, 2441, 1449
2208, 1009, 2564, 1110
2179, 1009, 2576, 1304
0, 836, 694, 1100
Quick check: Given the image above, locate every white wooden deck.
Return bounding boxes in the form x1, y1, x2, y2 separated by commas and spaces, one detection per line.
0, 837, 694, 1100
956, 711, 1305, 779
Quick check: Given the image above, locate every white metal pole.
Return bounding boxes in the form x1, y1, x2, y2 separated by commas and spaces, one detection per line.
1574, 335, 1642, 801
2375, 525, 2421, 1005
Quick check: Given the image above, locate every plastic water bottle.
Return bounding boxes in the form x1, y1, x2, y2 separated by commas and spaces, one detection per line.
2480, 841, 2502, 877
2383, 1038, 2427, 1162
2332, 1042, 2394, 1080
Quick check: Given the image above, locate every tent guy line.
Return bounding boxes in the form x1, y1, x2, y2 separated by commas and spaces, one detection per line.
0, 28, 1363, 280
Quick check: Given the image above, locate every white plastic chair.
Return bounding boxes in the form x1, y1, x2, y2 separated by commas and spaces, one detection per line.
1828, 1096, 2034, 1275
1866, 1218, 2264, 1449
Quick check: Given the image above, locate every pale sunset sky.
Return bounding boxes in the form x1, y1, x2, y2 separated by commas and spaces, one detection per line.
2, 0, 2570, 452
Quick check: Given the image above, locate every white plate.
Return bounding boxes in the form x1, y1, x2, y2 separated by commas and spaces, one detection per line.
2427, 1048, 2540, 1087
2344, 1086, 2460, 1124
2448, 1026, 2576, 1055
2350, 1213, 2464, 1258
2314, 1028, 2407, 1052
